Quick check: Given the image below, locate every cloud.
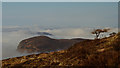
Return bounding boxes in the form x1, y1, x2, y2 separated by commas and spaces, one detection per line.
40, 28, 93, 39
2, 25, 118, 59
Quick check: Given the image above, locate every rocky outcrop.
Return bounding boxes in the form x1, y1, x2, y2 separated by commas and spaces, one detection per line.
17, 36, 86, 53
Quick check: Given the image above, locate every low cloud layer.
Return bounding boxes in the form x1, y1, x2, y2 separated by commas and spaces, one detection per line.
2, 26, 118, 59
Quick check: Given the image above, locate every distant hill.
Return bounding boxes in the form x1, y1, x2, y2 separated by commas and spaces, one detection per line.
2, 32, 120, 67
17, 36, 86, 53
29, 32, 53, 36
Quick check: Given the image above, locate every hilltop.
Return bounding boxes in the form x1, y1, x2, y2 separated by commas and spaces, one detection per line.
2, 32, 120, 68
17, 36, 86, 53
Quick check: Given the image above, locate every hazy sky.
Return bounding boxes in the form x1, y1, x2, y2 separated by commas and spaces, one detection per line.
3, 2, 118, 28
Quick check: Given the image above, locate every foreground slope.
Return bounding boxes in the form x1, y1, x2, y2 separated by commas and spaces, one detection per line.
2, 32, 120, 67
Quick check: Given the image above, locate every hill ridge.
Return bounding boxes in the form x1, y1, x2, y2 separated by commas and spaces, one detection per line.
17, 36, 86, 53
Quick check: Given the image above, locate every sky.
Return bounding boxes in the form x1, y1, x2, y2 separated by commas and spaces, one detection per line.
3, 2, 118, 28
1, 2, 119, 59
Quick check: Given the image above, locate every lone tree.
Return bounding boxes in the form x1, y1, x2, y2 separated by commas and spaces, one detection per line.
91, 28, 110, 39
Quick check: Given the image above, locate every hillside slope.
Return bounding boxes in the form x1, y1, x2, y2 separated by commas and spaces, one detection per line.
17, 36, 85, 53
2, 32, 120, 68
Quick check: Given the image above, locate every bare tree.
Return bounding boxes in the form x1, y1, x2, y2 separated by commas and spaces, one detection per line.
91, 28, 110, 39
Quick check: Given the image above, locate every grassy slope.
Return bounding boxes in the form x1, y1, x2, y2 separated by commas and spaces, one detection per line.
2, 33, 120, 68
